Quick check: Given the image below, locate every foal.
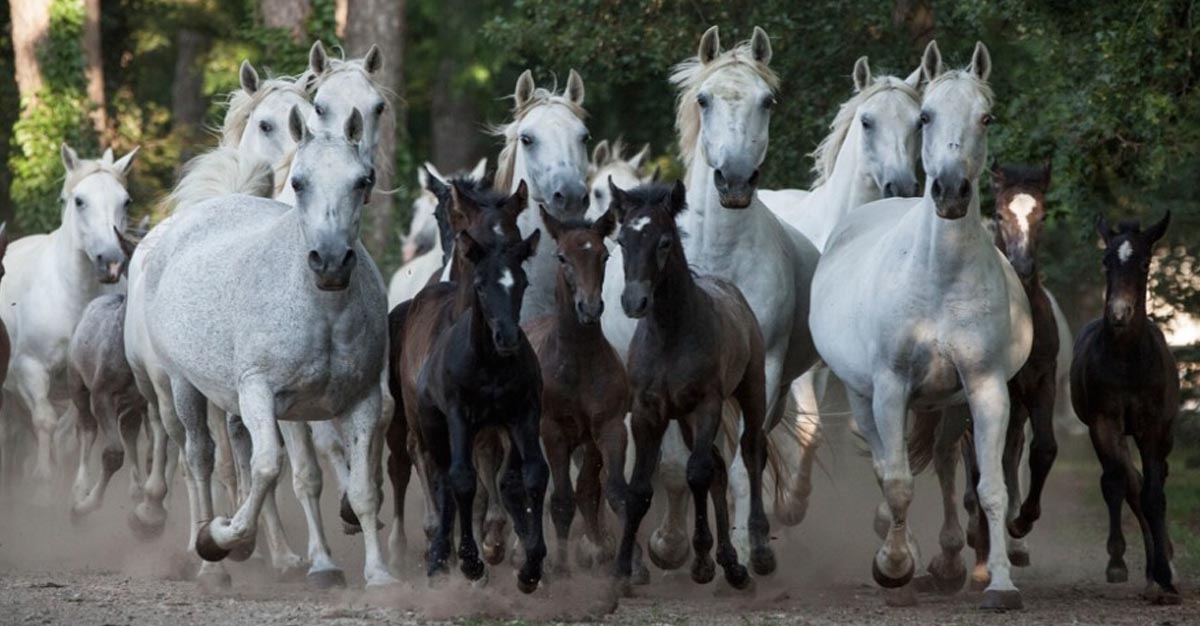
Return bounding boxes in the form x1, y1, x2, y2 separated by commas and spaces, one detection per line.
1072, 212, 1179, 605
611, 180, 773, 591
524, 207, 631, 574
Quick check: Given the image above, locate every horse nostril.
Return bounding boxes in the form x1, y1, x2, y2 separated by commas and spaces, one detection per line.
341, 248, 357, 269
931, 179, 944, 198
308, 250, 323, 272
714, 169, 726, 187
748, 170, 760, 187
958, 179, 971, 198
884, 182, 895, 198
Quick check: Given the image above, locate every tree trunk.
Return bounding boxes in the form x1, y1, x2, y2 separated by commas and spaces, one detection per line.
261, 0, 312, 43
10, 0, 50, 103
334, 0, 348, 38
82, 0, 106, 135
893, 0, 935, 44
431, 57, 478, 173
171, 29, 212, 164
344, 0, 404, 262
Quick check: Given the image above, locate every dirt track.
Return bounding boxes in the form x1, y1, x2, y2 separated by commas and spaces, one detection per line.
1, 422, 1196, 626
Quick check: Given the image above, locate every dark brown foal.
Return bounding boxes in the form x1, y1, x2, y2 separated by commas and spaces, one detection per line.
609, 180, 774, 592
523, 207, 632, 575
1072, 212, 1180, 605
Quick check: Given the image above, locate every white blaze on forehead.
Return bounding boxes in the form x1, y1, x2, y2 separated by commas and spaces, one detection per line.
493, 223, 504, 237
1118, 240, 1133, 264
582, 241, 593, 250
498, 268, 515, 293
629, 216, 651, 232
1008, 193, 1037, 235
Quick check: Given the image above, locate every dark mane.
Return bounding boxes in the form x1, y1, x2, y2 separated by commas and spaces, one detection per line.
624, 183, 684, 211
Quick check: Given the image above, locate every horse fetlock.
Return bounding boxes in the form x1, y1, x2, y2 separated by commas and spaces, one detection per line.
969, 562, 991, 590
1008, 537, 1031, 568
751, 545, 777, 577
872, 548, 915, 589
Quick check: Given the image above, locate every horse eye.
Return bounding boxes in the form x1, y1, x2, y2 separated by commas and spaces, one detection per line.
593, 189, 602, 199
291, 178, 306, 193
556, 253, 567, 264
657, 237, 671, 251
982, 114, 995, 126
75, 197, 84, 208
919, 112, 931, 126
314, 104, 326, 117
124, 198, 132, 208
374, 102, 386, 116
861, 117, 873, 131
581, 133, 590, 144
520, 134, 533, 146
763, 96, 776, 110
697, 94, 709, 109
259, 120, 273, 133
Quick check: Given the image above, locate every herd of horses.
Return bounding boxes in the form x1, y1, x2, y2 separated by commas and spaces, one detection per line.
0, 24, 1184, 614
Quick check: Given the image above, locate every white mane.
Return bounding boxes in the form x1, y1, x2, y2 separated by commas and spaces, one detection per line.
219, 75, 308, 147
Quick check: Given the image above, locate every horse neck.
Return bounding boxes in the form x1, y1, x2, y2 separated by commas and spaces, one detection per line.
913, 190, 988, 284
683, 150, 765, 266
552, 270, 602, 347
820, 123, 879, 219
647, 245, 701, 335
50, 216, 105, 301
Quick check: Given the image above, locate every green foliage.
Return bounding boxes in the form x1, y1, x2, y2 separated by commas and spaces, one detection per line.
8, 0, 99, 235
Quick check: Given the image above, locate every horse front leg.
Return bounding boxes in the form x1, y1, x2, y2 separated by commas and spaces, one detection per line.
775, 368, 823, 527
118, 400, 145, 503
130, 393, 170, 540
615, 402, 667, 594
385, 408, 412, 572
344, 387, 397, 587
735, 363, 774, 578
963, 371, 1022, 610
541, 418, 576, 576
864, 375, 918, 593
446, 408, 484, 583
920, 407, 968, 594
68, 371, 97, 515
505, 407, 550, 594
14, 358, 59, 499
730, 353, 783, 564
649, 422, 690, 571
474, 428, 509, 566
1135, 432, 1180, 604
1001, 391, 1030, 567
172, 377, 230, 589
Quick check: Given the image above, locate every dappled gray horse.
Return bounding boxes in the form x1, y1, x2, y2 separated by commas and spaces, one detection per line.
142, 107, 395, 588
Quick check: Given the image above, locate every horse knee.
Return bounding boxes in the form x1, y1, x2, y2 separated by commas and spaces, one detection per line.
686, 454, 714, 492
1030, 439, 1058, 467
101, 444, 125, 474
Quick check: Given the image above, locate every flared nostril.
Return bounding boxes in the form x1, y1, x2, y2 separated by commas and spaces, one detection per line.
308, 250, 323, 272
341, 248, 357, 270
884, 182, 896, 198
748, 170, 760, 187
958, 179, 971, 198
931, 179, 944, 199
714, 169, 726, 186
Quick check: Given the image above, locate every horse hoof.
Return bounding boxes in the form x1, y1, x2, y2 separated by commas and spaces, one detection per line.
227, 540, 255, 563
307, 568, 346, 590
461, 556, 485, 581
195, 521, 231, 562
482, 541, 506, 566
723, 564, 751, 590
195, 568, 232, 591
1151, 589, 1183, 606
516, 570, 541, 594
980, 589, 1023, 611
632, 561, 651, 586
921, 560, 967, 595
1009, 549, 1030, 568
1106, 564, 1129, 584
649, 535, 690, 571
884, 585, 918, 607
127, 509, 166, 541
872, 557, 914, 589
691, 556, 716, 585
751, 546, 776, 577
469, 567, 490, 589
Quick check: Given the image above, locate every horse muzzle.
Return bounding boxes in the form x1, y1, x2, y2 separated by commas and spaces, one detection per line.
308, 247, 358, 291
491, 326, 521, 356
713, 168, 759, 209
95, 258, 124, 284
575, 297, 604, 325
621, 282, 651, 319
932, 175, 971, 220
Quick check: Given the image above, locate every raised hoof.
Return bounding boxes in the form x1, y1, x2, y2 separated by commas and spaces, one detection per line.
872, 557, 914, 589
127, 509, 166, 541
195, 521, 231, 562
691, 555, 716, 585
195, 568, 232, 591
751, 546, 777, 577
307, 568, 347, 590
723, 563, 751, 590
1106, 564, 1129, 584
1008, 515, 1034, 539
648, 534, 690, 571
980, 589, 1023, 611
1008, 549, 1031, 568
482, 540, 506, 566
884, 585, 918, 607
227, 540, 255, 563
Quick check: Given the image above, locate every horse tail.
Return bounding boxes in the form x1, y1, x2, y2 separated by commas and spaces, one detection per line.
907, 409, 940, 475
160, 146, 274, 214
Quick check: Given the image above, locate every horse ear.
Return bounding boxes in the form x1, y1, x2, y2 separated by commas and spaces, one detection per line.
61, 143, 79, 172
309, 41, 329, 76
566, 69, 585, 107
698, 26, 720, 65
593, 208, 617, 239
239, 60, 260, 94
607, 176, 628, 221
422, 166, 449, 200
903, 65, 922, 89
1096, 215, 1115, 245
469, 157, 488, 181
288, 106, 308, 143
114, 226, 139, 261
113, 146, 139, 177
345, 108, 364, 143
363, 44, 383, 75
1145, 210, 1171, 245
591, 139, 610, 167
630, 143, 651, 170
102, 147, 114, 165
750, 26, 772, 65
921, 40, 943, 83
456, 230, 486, 265
516, 229, 541, 263
969, 41, 992, 82
508, 179, 530, 217
449, 182, 479, 233
669, 179, 687, 216
852, 56, 871, 93
539, 205, 565, 241
514, 70, 535, 109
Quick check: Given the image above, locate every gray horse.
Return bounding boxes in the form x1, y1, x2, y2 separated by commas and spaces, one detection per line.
142, 106, 395, 587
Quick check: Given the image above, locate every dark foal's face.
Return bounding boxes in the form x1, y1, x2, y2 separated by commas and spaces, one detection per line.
541, 207, 615, 325
1097, 212, 1170, 329
610, 179, 687, 318
459, 229, 540, 355
449, 179, 527, 249
992, 164, 1051, 279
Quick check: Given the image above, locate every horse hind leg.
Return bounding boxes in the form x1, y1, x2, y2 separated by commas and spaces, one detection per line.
68, 372, 99, 519
775, 368, 824, 527
278, 421, 344, 588
734, 363, 775, 578
1010, 378, 1058, 540
130, 397, 169, 540
474, 428, 509, 566
916, 407, 969, 595
385, 410, 412, 572
118, 399, 145, 504
541, 419, 576, 576
649, 421, 691, 571
173, 378, 231, 589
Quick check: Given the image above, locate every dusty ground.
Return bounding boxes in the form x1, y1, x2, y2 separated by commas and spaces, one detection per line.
1, 416, 1197, 626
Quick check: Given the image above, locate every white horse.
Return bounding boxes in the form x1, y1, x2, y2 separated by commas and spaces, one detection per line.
586, 139, 653, 223
496, 68, 591, 323
124, 62, 312, 585
756, 57, 923, 527
143, 107, 395, 589
809, 41, 1032, 610
0, 144, 137, 494
387, 158, 488, 308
